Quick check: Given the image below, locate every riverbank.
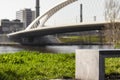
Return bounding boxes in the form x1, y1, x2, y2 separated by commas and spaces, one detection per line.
0, 42, 20, 46
0, 51, 119, 79
0, 34, 20, 46
0, 51, 75, 80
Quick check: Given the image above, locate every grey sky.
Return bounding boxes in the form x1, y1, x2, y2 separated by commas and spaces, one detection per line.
0, 0, 105, 25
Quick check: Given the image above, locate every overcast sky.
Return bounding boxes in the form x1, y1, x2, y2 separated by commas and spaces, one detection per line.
0, 0, 105, 25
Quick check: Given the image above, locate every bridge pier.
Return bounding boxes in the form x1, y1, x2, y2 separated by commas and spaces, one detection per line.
18, 35, 60, 45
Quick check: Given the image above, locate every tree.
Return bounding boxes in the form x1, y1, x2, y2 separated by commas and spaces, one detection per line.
104, 0, 120, 48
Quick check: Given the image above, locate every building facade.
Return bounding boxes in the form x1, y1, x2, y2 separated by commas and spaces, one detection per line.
16, 9, 35, 29
0, 19, 23, 33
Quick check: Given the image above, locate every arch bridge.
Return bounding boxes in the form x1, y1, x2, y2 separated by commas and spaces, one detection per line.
8, 0, 105, 45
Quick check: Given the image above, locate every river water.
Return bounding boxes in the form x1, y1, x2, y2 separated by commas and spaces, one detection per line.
0, 45, 113, 54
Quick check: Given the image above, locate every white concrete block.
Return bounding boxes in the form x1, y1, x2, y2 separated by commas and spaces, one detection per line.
76, 49, 99, 80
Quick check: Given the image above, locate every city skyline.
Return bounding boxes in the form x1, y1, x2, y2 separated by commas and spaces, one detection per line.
16, 9, 35, 28
0, 0, 104, 25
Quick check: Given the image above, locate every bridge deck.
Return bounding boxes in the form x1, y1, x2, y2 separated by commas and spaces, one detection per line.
8, 22, 106, 38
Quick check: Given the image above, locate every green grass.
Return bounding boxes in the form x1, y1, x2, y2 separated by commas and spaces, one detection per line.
105, 58, 120, 75
59, 35, 102, 43
0, 51, 75, 80
1, 51, 120, 80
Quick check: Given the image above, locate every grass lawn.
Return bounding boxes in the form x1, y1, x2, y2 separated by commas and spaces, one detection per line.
105, 58, 120, 75
0, 51, 75, 80
0, 51, 120, 80
105, 58, 120, 79
59, 35, 101, 43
